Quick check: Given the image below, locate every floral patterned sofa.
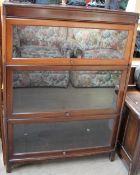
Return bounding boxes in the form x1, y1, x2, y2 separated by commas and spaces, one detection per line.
13, 26, 128, 59
13, 71, 121, 88
13, 26, 123, 88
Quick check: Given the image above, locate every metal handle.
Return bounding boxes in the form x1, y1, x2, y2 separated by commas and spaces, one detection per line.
65, 112, 70, 117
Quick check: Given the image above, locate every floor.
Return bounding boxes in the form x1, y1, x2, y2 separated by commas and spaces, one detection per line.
13, 87, 115, 113
0, 142, 140, 175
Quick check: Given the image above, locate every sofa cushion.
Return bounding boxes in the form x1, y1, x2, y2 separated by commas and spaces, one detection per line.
13, 71, 69, 88
70, 71, 121, 88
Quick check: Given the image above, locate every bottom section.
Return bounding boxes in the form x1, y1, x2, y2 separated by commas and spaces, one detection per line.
13, 119, 114, 154
6, 117, 118, 173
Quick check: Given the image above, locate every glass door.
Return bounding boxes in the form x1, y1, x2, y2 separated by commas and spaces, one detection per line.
6, 19, 133, 65
12, 118, 114, 154
6, 66, 127, 116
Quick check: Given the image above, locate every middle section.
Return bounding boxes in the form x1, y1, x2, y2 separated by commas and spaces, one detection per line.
6, 66, 127, 117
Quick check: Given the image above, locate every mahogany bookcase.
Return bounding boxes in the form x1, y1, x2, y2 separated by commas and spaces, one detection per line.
1, 1, 139, 172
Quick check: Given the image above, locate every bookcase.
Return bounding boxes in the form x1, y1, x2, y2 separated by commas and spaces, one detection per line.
1, 1, 139, 172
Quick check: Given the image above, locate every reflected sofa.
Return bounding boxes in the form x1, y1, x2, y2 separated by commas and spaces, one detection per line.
13, 27, 124, 88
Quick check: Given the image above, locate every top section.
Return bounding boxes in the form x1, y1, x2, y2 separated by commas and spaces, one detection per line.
3, 0, 139, 25
2, 1, 139, 66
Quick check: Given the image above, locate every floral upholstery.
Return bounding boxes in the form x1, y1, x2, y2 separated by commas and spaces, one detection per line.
13, 26, 124, 88
13, 26, 128, 59
70, 71, 121, 87
13, 71, 69, 88
13, 71, 121, 88
13, 26, 67, 58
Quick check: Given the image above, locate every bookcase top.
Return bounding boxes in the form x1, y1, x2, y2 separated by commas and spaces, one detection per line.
3, 0, 139, 24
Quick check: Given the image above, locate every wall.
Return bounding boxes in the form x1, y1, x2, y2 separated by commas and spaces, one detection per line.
127, 0, 140, 13
136, 0, 140, 13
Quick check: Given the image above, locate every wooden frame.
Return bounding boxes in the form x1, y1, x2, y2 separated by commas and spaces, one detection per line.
6, 18, 135, 66
3, 3, 139, 24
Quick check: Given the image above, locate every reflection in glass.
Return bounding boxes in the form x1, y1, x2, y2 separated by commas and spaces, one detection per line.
12, 70, 121, 113
13, 25, 128, 59
13, 119, 113, 153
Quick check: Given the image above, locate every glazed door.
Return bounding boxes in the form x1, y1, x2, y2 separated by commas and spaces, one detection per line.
6, 66, 128, 117
13, 119, 114, 153
6, 19, 134, 66
7, 116, 118, 159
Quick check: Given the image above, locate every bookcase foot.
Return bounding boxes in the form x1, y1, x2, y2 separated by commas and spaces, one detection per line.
6, 163, 12, 173
109, 151, 116, 162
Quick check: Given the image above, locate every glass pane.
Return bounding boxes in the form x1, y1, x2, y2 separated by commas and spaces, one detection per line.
13, 25, 128, 59
13, 119, 113, 153
12, 70, 121, 113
